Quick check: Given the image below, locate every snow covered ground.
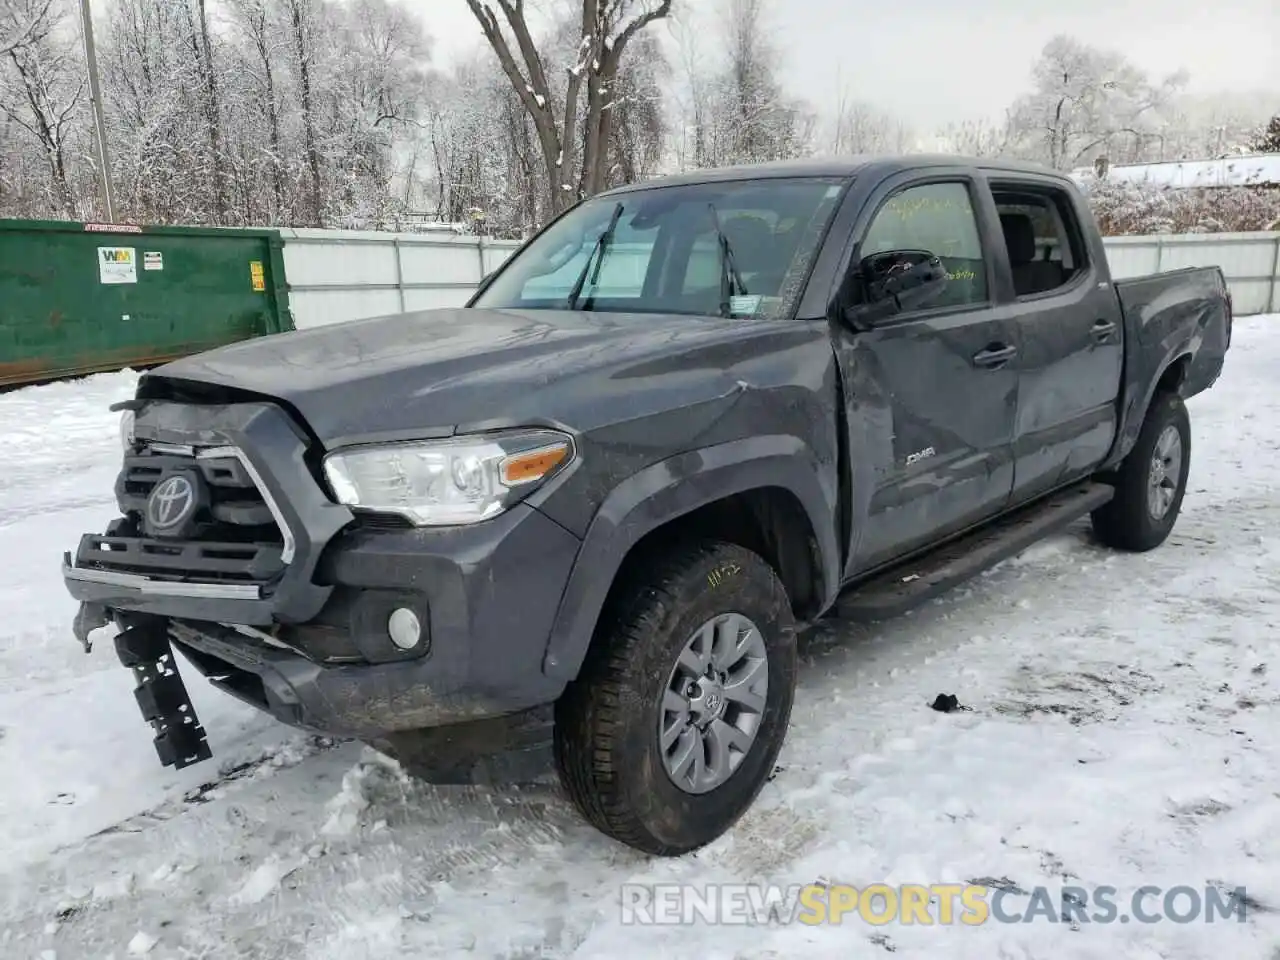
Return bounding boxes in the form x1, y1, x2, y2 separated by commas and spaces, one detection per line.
1, 317, 1277, 960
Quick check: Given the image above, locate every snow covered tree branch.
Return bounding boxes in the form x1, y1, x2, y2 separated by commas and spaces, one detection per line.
671, 0, 814, 171
0, 0, 53, 57
465, 0, 672, 213
0, 7, 1271, 238
0, 0, 83, 217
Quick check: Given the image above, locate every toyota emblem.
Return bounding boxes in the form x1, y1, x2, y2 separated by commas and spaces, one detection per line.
147, 475, 196, 530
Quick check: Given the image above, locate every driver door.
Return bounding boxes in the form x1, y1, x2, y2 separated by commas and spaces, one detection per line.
837, 173, 1020, 575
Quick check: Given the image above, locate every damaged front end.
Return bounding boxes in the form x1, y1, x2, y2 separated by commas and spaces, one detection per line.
61, 390, 352, 770
69, 600, 214, 769
112, 616, 214, 768
71, 597, 214, 768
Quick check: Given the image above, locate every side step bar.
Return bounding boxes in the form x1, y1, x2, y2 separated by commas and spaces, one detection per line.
836, 481, 1114, 623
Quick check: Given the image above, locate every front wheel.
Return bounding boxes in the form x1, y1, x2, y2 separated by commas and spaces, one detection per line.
554, 541, 797, 856
1091, 391, 1191, 552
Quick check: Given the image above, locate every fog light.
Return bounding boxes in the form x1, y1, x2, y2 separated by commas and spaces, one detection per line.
387, 607, 422, 650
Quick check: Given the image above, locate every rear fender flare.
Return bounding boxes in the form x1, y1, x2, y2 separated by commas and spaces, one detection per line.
1106, 341, 1195, 470
541, 435, 840, 682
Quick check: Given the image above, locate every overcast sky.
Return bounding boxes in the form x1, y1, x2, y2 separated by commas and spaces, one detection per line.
415, 0, 1279, 131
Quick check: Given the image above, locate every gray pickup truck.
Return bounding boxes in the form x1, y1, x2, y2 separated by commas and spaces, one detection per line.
63, 156, 1231, 856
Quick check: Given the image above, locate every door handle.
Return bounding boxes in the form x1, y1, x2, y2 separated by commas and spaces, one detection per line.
1092, 319, 1117, 341
971, 344, 1018, 368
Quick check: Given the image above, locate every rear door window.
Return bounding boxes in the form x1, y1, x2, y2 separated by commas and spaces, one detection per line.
990, 183, 1090, 298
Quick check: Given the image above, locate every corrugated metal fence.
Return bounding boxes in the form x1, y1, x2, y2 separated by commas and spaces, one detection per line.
279, 228, 522, 329
1104, 232, 1279, 316
279, 228, 1280, 329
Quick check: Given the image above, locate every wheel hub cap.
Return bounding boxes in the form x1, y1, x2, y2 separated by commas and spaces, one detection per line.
658, 613, 769, 795
689, 680, 726, 722
1146, 424, 1183, 520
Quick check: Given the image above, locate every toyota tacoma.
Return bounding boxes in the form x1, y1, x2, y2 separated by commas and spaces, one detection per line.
62, 156, 1231, 855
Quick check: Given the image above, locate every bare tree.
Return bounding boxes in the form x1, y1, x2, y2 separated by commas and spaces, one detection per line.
100, 0, 226, 223
0, 0, 53, 57
934, 116, 1014, 157
720, 0, 783, 162
830, 92, 903, 155
190, 0, 227, 222
325, 0, 431, 227
1007, 35, 1187, 169
285, 0, 324, 225
605, 29, 666, 185
425, 51, 542, 238
1156, 101, 1262, 161
229, 0, 287, 219
665, 9, 708, 170
7, 6, 1274, 237
0, 0, 84, 217
673, 0, 812, 169
464, 0, 672, 213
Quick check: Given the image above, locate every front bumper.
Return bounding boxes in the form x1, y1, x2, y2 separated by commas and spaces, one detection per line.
63, 398, 582, 742
166, 503, 580, 737
171, 622, 537, 739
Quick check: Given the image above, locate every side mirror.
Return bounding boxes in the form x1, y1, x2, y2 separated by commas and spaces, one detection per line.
838, 249, 949, 330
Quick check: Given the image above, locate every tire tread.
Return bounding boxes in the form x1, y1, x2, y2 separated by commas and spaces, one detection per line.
554, 541, 784, 855
1092, 391, 1190, 552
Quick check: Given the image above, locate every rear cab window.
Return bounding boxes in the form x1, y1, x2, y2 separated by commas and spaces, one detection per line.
989, 180, 1091, 298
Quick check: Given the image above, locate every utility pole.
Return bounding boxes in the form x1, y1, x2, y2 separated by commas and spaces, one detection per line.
78, 0, 115, 222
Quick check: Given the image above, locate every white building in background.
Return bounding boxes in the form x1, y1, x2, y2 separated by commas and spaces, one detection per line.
1072, 153, 1280, 190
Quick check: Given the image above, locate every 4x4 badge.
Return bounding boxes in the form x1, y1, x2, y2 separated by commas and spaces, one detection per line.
147, 475, 196, 530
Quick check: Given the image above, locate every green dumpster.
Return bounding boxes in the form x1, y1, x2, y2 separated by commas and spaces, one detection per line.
0, 219, 294, 388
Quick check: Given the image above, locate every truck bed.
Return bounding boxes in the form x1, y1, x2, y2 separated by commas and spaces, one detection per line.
1108, 265, 1231, 467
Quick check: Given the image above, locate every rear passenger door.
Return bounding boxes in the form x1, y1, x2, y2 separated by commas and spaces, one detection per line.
986, 175, 1124, 504
836, 171, 1020, 575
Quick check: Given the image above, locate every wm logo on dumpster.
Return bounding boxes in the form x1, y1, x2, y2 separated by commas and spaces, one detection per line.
97, 246, 138, 285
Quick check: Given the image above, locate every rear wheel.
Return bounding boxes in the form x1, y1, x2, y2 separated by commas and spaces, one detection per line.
1091, 391, 1191, 552
554, 541, 797, 856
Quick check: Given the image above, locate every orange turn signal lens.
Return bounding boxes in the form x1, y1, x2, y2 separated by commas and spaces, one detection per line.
499, 442, 570, 486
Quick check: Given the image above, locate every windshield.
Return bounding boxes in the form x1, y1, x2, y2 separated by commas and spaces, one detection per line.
473, 177, 848, 320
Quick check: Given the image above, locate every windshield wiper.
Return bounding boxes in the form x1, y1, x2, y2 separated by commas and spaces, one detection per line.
707, 202, 748, 317
566, 202, 624, 311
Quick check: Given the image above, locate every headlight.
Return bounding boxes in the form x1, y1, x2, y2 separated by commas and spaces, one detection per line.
322, 429, 575, 526
120, 409, 136, 451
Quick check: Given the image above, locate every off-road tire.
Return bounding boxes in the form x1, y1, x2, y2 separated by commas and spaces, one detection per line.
554, 541, 797, 856
1091, 391, 1191, 552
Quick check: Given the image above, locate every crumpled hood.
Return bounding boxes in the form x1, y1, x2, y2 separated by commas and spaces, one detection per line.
147, 307, 773, 448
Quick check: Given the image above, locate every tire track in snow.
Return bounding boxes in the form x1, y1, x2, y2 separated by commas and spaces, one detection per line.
0, 748, 606, 958
5, 498, 1278, 959
77, 737, 342, 844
